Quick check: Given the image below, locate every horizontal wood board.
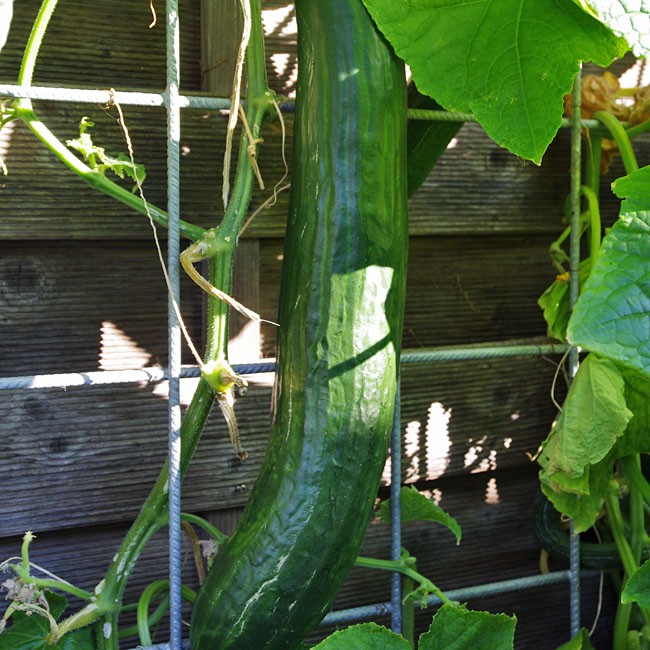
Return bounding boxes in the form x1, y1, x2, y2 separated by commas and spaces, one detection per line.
1, 236, 559, 376
259, 234, 562, 356
0, 355, 563, 537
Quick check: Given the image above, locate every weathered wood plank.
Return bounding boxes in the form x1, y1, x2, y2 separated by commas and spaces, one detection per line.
0, 0, 202, 91
0, 241, 204, 374
259, 234, 562, 356
0, 355, 561, 537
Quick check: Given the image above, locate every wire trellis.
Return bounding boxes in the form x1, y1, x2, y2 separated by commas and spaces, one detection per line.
0, 3, 585, 648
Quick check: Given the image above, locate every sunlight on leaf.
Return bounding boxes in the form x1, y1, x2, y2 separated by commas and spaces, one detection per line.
584, 1, 650, 57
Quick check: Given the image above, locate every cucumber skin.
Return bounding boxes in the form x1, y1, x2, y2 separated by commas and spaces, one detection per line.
189, 1, 408, 649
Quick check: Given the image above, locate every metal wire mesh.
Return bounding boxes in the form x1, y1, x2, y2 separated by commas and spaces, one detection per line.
0, 4, 584, 648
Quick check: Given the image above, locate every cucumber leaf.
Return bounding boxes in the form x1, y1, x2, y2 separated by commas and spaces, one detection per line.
622, 558, 650, 607
310, 623, 411, 649
0, 0, 12, 53
418, 603, 516, 650
611, 364, 650, 458
538, 261, 592, 342
555, 628, 597, 650
568, 166, 650, 380
361, 0, 627, 164
540, 455, 613, 533
537, 354, 632, 482
582, 1, 650, 57
378, 486, 461, 544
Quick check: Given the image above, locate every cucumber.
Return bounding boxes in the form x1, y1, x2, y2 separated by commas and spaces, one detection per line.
189, 1, 408, 648
533, 491, 622, 570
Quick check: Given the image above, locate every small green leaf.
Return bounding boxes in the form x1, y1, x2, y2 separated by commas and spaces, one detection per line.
361, 0, 626, 163
378, 486, 461, 544
584, 1, 650, 58
66, 118, 146, 191
622, 559, 650, 607
555, 627, 597, 650
418, 603, 516, 650
538, 354, 633, 481
568, 166, 650, 380
310, 623, 411, 649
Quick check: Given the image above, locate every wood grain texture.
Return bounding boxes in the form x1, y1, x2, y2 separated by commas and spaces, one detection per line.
0, 356, 561, 538
259, 234, 561, 356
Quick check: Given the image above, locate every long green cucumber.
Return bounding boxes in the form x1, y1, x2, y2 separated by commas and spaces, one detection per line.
189, 1, 408, 648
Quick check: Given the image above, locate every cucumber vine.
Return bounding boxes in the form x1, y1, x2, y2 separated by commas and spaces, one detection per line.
3, 1, 650, 650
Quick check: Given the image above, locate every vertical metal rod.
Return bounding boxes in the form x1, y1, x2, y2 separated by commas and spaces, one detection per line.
390, 377, 402, 633
568, 65, 582, 639
166, 2, 183, 649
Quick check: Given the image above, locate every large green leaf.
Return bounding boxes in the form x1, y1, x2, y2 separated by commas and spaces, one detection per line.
378, 486, 461, 544
361, 0, 626, 164
568, 166, 650, 379
584, 1, 650, 57
622, 558, 650, 607
310, 623, 411, 649
555, 628, 597, 650
418, 603, 516, 650
537, 354, 632, 482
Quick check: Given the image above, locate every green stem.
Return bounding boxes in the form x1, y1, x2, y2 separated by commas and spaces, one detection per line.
613, 602, 633, 650
16, 0, 58, 96
12, 565, 93, 602
626, 118, 650, 140
14, 107, 205, 241
14, 0, 205, 241
606, 492, 639, 580
181, 512, 228, 544
118, 594, 169, 640
579, 185, 601, 264
402, 575, 415, 648
585, 132, 602, 198
53, 378, 216, 645
136, 580, 196, 647
354, 556, 453, 607
625, 456, 650, 507
594, 110, 639, 175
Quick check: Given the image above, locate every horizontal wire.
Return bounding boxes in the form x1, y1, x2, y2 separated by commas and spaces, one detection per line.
125, 570, 576, 649
0, 83, 617, 128
0, 343, 568, 390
